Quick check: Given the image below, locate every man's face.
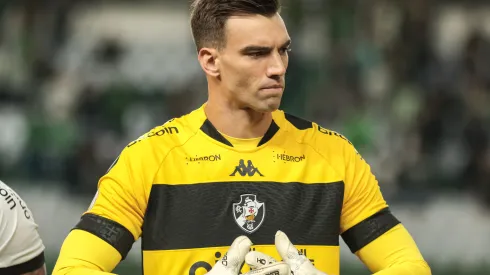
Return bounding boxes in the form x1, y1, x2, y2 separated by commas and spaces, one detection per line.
218, 13, 291, 112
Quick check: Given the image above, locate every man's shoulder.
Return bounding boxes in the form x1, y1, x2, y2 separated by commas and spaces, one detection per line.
279, 111, 353, 150
0, 180, 11, 213
123, 111, 201, 155
0, 180, 42, 242
0, 181, 45, 270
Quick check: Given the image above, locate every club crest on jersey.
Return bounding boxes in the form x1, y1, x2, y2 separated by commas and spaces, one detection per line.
233, 194, 265, 234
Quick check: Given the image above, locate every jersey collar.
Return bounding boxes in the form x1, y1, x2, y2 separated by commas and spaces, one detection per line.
196, 104, 281, 148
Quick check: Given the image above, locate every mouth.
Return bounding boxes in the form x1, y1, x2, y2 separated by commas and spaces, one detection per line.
260, 85, 284, 94
261, 84, 284, 90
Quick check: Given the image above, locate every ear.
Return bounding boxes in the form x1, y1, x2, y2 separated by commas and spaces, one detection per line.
198, 47, 220, 77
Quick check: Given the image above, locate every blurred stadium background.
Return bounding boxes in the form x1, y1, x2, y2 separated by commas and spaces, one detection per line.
1, 0, 490, 274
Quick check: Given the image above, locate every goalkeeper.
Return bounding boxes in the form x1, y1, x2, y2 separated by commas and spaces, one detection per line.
53, 0, 430, 274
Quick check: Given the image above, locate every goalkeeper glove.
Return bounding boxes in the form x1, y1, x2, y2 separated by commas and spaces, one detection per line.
245, 231, 329, 275
205, 235, 290, 275
245, 231, 327, 275
275, 230, 328, 275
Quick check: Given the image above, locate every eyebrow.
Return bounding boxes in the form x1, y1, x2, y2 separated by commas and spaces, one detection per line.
239, 39, 292, 54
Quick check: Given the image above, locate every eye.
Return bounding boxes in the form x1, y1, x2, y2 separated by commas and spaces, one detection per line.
279, 47, 291, 55
247, 51, 267, 58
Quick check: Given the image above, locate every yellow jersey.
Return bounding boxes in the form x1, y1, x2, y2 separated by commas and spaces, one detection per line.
56, 105, 402, 275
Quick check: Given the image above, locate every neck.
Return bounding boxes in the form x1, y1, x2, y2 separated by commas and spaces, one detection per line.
205, 90, 272, 139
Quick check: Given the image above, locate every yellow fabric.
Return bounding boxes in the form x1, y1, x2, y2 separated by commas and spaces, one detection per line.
86, 138, 158, 240
357, 224, 431, 274
52, 230, 120, 275
143, 245, 338, 275
219, 132, 262, 150
53, 104, 424, 275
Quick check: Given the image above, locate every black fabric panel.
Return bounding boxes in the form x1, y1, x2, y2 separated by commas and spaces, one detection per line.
341, 208, 400, 253
284, 113, 313, 130
0, 251, 45, 275
201, 119, 281, 147
257, 120, 280, 147
142, 181, 344, 250
73, 213, 134, 259
200, 119, 234, 147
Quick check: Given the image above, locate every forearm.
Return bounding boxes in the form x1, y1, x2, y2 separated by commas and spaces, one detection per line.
22, 264, 47, 275
53, 256, 118, 275
356, 224, 430, 275
53, 266, 116, 275
52, 230, 121, 275
373, 260, 431, 275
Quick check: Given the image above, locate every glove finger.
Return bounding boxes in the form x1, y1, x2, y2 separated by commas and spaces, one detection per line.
275, 230, 308, 269
245, 251, 278, 270
243, 262, 291, 275
275, 231, 329, 275
215, 236, 253, 273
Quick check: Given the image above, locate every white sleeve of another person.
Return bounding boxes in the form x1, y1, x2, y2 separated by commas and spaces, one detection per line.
0, 180, 45, 268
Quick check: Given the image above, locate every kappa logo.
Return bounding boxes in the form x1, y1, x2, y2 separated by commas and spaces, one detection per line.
230, 160, 264, 177
233, 194, 265, 233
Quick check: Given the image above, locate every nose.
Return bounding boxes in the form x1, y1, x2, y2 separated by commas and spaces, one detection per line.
266, 52, 287, 78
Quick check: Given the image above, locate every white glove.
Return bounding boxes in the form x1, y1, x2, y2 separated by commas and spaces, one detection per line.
245, 251, 290, 275
205, 235, 290, 275
275, 230, 328, 275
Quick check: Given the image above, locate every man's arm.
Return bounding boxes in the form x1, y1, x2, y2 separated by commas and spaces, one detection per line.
53, 138, 158, 275
53, 230, 122, 274
339, 138, 430, 275
354, 224, 430, 274
0, 181, 47, 275
22, 264, 46, 275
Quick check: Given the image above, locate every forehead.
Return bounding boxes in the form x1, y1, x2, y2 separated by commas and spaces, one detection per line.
224, 14, 289, 48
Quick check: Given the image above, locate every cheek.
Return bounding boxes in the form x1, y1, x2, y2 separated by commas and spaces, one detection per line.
221, 56, 266, 94
228, 64, 262, 87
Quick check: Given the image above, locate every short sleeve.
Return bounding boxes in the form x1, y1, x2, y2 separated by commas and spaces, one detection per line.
0, 181, 45, 271
75, 141, 156, 259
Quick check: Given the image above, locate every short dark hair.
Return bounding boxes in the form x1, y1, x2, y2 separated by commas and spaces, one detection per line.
190, 0, 281, 51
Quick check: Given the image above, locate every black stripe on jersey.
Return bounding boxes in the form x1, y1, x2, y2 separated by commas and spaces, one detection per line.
200, 119, 234, 147
142, 181, 344, 250
201, 119, 280, 147
0, 251, 45, 274
74, 213, 134, 259
341, 207, 400, 253
285, 113, 313, 130
257, 120, 279, 146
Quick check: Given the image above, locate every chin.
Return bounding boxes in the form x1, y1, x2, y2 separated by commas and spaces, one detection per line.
255, 98, 282, 113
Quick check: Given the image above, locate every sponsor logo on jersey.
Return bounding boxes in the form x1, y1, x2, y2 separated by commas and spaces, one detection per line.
127, 126, 179, 147
230, 160, 264, 177
273, 151, 306, 163
233, 194, 265, 233
317, 126, 363, 160
186, 154, 222, 164
0, 187, 31, 219
317, 126, 352, 144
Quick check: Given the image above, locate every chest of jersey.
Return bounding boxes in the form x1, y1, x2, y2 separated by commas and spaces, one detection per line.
156, 133, 343, 183
140, 134, 345, 274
